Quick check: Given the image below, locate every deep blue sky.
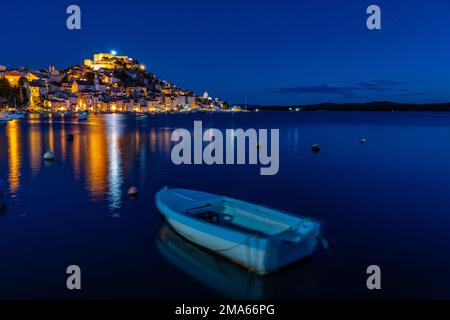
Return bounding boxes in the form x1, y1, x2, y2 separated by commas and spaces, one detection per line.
1, 0, 450, 105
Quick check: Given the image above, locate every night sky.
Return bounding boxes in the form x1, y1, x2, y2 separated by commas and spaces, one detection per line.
1, 0, 450, 105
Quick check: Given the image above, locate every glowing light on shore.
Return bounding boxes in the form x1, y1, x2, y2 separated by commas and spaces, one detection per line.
111, 50, 117, 56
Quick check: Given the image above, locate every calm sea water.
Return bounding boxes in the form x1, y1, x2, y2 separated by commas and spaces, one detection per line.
1, 111, 450, 299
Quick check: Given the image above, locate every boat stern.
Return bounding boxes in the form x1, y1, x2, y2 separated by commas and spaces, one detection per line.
263, 220, 321, 273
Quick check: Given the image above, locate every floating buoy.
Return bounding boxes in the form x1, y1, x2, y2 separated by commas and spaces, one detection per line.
312, 144, 321, 152
43, 150, 55, 161
67, 134, 74, 141
127, 186, 139, 196
360, 138, 366, 144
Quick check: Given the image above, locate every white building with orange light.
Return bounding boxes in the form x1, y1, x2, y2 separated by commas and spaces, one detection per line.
4, 71, 22, 86
84, 53, 136, 71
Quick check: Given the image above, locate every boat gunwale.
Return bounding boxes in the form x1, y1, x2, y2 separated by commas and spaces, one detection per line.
156, 189, 320, 241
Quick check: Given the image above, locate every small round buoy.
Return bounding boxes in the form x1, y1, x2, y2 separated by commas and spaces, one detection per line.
312, 144, 321, 152
43, 150, 55, 161
127, 186, 138, 196
360, 138, 366, 144
67, 134, 74, 141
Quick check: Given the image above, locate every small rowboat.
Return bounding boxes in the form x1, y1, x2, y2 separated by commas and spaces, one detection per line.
0, 116, 13, 122
78, 112, 88, 120
1, 112, 24, 120
155, 188, 321, 274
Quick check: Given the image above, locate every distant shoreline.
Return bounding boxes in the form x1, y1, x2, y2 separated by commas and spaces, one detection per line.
239, 101, 450, 112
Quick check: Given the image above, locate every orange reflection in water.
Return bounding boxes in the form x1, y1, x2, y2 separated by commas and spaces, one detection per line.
149, 128, 156, 153
71, 126, 82, 180
28, 125, 42, 176
48, 116, 54, 152
134, 130, 140, 154
85, 126, 108, 200
59, 122, 67, 162
6, 121, 21, 193
163, 129, 171, 155
154, 128, 171, 155
3, 115, 174, 209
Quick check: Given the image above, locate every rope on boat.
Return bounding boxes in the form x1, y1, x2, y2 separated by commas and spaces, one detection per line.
210, 234, 254, 253
319, 234, 331, 252
167, 189, 195, 201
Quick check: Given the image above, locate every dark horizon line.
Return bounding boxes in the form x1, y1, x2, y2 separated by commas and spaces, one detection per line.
233, 101, 450, 112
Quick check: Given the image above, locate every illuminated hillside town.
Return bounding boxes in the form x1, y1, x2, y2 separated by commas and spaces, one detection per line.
0, 51, 239, 114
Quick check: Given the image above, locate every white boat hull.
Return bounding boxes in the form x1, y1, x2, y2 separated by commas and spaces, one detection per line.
156, 188, 320, 274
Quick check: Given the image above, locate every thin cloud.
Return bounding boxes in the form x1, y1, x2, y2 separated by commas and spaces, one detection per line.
274, 80, 415, 99
356, 80, 407, 92
274, 84, 359, 98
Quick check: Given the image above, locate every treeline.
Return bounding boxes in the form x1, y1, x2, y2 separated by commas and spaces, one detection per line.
0, 77, 29, 107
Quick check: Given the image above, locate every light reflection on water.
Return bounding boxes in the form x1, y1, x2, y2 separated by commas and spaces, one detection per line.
2, 112, 450, 299
28, 123, 42, 176
6, 121, 21, 194
106, 114, 123, 214
1, 114, 174, 212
